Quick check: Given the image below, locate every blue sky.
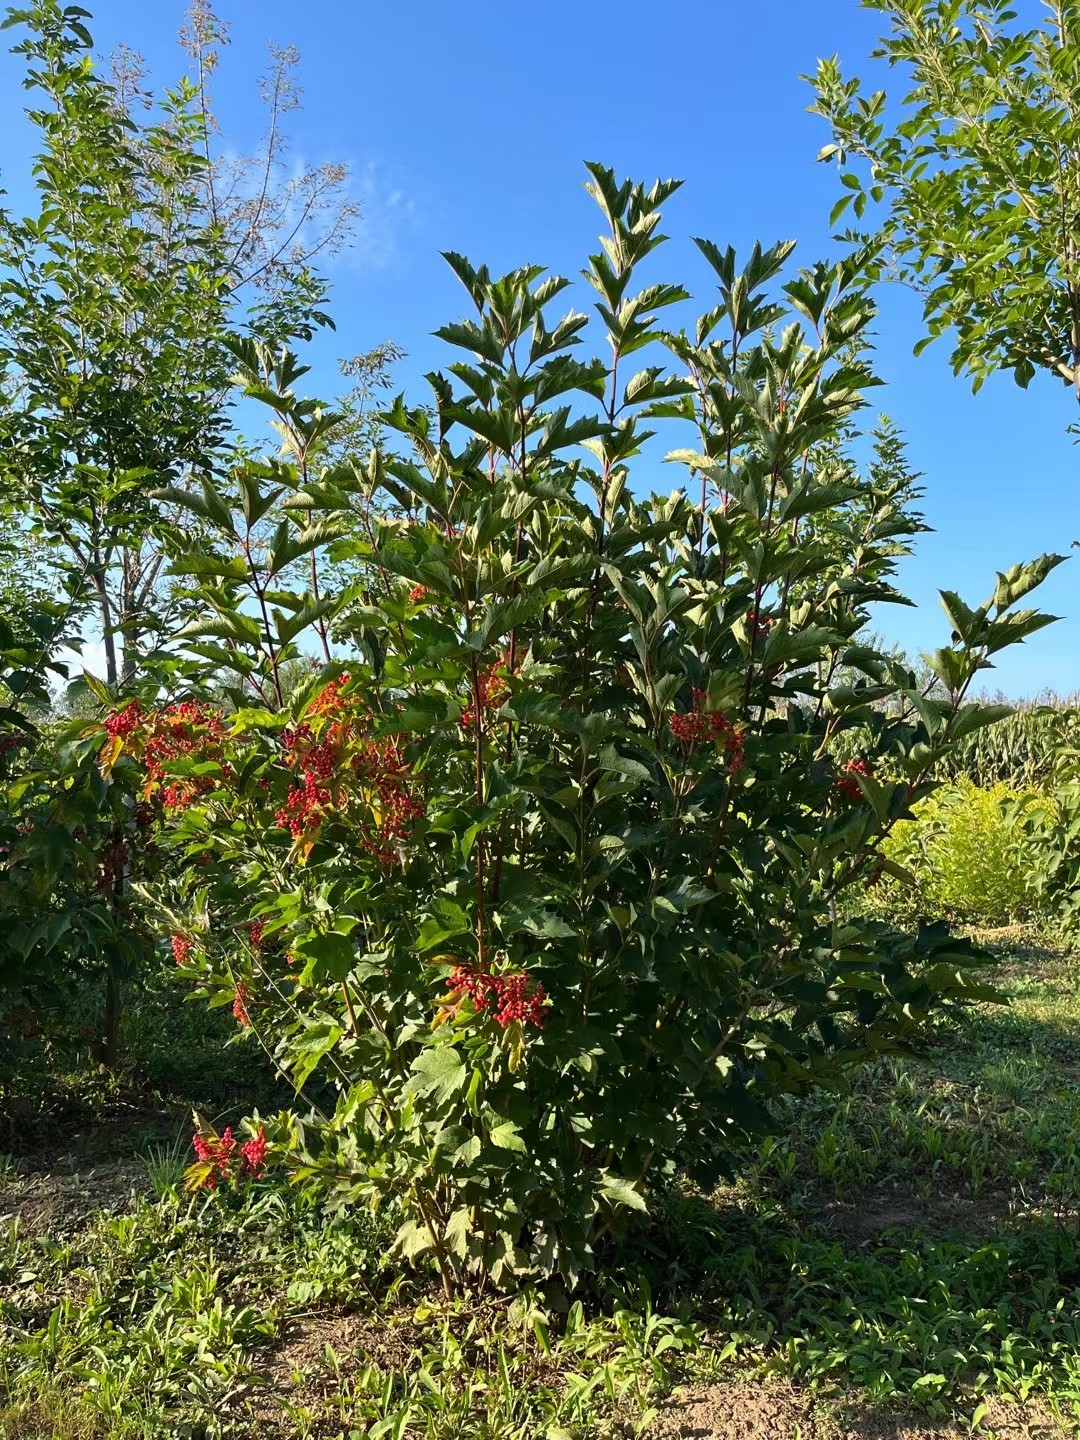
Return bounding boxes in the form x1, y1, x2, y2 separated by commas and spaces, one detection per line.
1, 0, 1077, 697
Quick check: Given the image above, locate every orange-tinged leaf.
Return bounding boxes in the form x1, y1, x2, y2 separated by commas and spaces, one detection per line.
98, 733, 123, 779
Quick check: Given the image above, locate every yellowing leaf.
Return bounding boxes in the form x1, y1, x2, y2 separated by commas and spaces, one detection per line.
505, 1020, 525, 1073
183, 1160, 214, 1193
98, 733, 123, 779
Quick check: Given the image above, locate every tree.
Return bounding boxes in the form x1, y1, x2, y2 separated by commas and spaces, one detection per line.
0, 1, 389, 693
810, 0, 1080, 399
0, 2, 237, 691
172, 0, 357, 320
0, 0, 378, 1062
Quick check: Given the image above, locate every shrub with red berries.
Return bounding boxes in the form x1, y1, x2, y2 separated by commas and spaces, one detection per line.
460, 660, 511, 733
131, 165, 1058, 1296
670, 690, 744, 771
103, 699, 231, 813
270, 678, 424, 860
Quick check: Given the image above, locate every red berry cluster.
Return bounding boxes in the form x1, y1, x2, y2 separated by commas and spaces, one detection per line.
96, 839, 128, 894
110, 700, 231, 812
460, 661, 510, 732
276, 770, 333, 839
0, 731, 31, 754
276, 680, 423, 861
307, 674, 351, 719
241, 1125, 268, 1174
148, 703, 229, 811
835, 757, 872, 803
104, 700, 144, 739
232, 982, 251, 1027
192, 1124, 267, 1189
408, 585, 429, 603
670, 691, 745, 770
353, 736, 424, 863
171, 932, 193, 966
250, 918, 265, 952
447, 965, 547, 1029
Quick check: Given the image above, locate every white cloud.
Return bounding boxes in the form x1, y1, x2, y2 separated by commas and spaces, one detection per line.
346, 159, 422, 272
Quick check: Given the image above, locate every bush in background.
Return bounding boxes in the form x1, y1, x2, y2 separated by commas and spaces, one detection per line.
871, 779, 1037, 929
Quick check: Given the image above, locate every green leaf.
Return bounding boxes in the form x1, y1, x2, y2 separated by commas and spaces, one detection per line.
416, 898, 470, 952
598, 1174, 648, 1213
289, 1021, 345, 1091
292, 932, 356, 984
404, 1045, 467, 1102
488, 1118, 527, 1152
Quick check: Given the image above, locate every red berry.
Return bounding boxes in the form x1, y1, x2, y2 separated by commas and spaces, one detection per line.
105, 700, 144, 739
835, 758, 872, 803
240, 1125, 267, 1178
232, 983, 250, 1027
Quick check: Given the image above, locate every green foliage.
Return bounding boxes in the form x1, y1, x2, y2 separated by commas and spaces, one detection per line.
3, 942, 1080, 1433
1008, 740, 1080, 946
0, 1, 238, 688
871, 778, 1036, 927
109, 165, 1063, 1292
0, 603, 105, 1010
0, 721, 142, 1004
941, 704, 1080, 789
0, 1, 361, 692
0, 1, 371, 1061
811, 0, 1080, 399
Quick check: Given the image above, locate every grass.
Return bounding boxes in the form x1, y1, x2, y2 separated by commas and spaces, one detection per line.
1, 935, 1080, 1437
0, 1187, 698, 1437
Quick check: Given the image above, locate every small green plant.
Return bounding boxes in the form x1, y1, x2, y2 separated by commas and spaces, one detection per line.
141, 1137, 188, 1200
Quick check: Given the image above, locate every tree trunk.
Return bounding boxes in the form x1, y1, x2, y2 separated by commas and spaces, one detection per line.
96, 562, 124, 1070
102, 963, 122, 1070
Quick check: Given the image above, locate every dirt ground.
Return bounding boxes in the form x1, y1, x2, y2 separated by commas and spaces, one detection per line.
0, 1159, 147, 1239
648, 1379, 1072, 1440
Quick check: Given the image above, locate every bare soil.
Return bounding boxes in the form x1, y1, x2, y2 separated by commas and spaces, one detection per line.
813, 1177, 1016, 1246
648, 1379, 1071, 1440
0, 1158, 147, 1238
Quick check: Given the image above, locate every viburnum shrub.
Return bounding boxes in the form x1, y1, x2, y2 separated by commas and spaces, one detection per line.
114, 166, 1061, 1291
